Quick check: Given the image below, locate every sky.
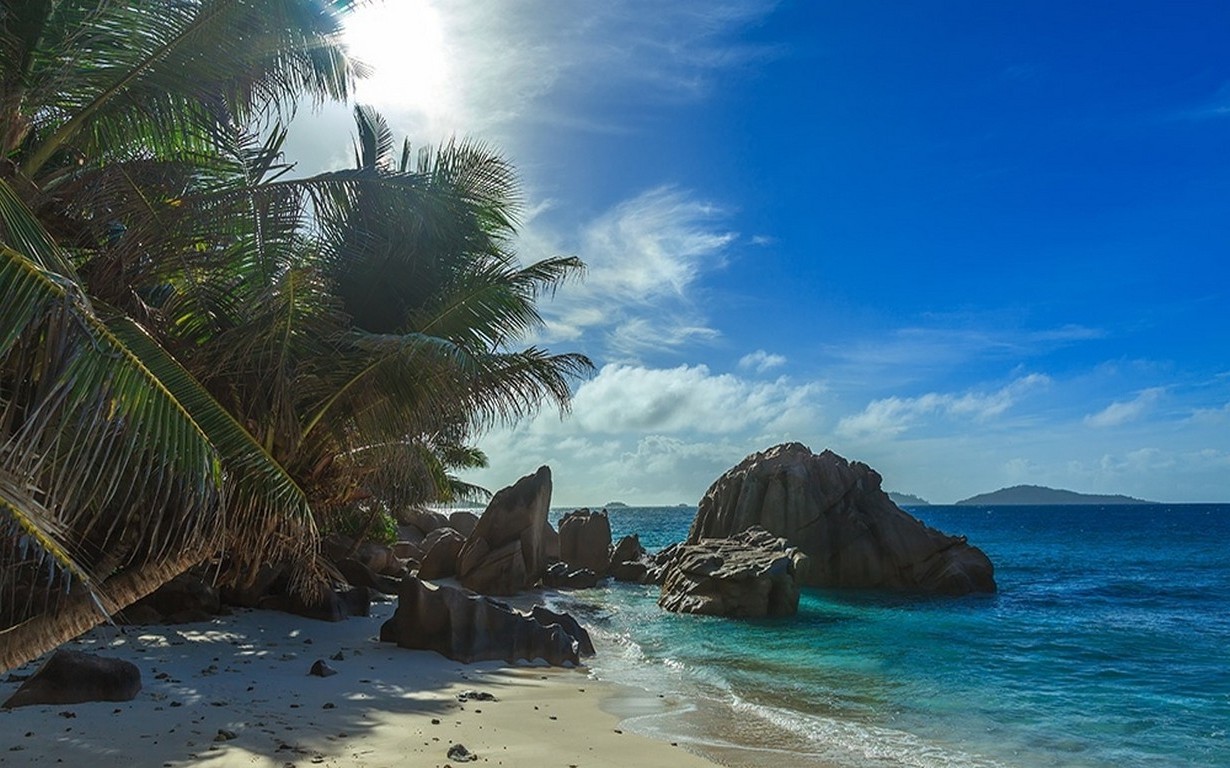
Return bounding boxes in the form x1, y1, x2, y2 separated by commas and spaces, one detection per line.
285, 0, 1230, 506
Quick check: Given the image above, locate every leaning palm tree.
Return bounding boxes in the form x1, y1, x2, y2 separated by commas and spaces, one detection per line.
0, 0, 362, 671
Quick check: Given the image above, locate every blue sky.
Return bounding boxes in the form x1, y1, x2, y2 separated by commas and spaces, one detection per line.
287, 1, 1230, 505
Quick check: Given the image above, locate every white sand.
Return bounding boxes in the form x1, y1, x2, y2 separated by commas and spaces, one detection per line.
0, 598, 719, 767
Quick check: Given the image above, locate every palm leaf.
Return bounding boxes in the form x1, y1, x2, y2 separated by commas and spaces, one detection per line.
0, 244, 224, 641
18, 0, 362, 178
106, 314, 317, 579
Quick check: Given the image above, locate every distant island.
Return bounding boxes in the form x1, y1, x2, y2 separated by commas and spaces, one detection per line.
955, 485, 1153, 506
605, 501, 628, 508
888, 491, 930, 506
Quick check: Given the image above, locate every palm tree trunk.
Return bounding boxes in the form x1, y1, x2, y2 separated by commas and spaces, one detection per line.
0, 552, 202, 674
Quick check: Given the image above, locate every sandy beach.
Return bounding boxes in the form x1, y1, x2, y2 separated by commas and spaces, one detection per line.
0, 598, 718, 768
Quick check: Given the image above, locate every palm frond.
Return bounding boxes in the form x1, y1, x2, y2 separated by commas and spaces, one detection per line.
106, 314, 317, 579
18, 0, 361, 178
0, 244, 224, 627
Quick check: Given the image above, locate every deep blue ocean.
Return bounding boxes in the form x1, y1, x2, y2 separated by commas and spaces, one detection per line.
546, 505, 1230, 767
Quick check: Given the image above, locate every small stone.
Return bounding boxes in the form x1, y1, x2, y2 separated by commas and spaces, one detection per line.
456, 690, 496, 702
447, 743, 477, 762
308, 660, 336, 678
330, 651, 345, 661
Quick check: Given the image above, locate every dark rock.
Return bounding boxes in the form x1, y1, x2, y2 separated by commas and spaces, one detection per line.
397, 509, 450, 537
558, 509, 611, 574
148, 571, 221, 614
610, 534, 646, 565
396, 524, 426, 546
308, 660, 337, 678
380, 577, 580, 666
457, 690, 497, 702
643, 542, 684, 585
417, 527, 467, 581
392, 541, 424, 560
321, 533, 357, 564
448, 511, 480, 538
691, 444, 995, 595
265, 583, 370, 620
355, 541, 402, 576
336, 558, 401, 595
530, 606, 596, 657
161, 608, 214, 624
2, 651, 141, 708
447, 743, 477, 762
608, 560, 649, 583
457, 467, 553, 595
542, 520, 561, 563
219, 563, 287, 608
541, 562, 602, 590
658, 526, 808, 617
609, 534, 650, 582
338, 586, 371, 617
114, 604, 163, 625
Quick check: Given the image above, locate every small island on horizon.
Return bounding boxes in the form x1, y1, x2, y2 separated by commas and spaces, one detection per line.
955, 485, 1153, 506
888, 491, 931, 506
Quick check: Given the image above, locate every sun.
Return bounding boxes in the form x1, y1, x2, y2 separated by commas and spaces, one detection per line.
343, 1, 453, 121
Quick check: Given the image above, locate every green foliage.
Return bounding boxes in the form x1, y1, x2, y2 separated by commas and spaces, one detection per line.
327, 506, 399, 546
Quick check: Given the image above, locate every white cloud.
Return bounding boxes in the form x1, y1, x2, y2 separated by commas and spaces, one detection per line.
836, 374, 1050, 438
569, 363, 823, 435
466, 362, 825, 505
1190, 402, 1230, 425
738, 349, 787, 373
1084, 387, 1165, 428
523, 186, 737, 362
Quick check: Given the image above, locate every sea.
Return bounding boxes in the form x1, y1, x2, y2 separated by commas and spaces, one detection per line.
544, 504, 1230, 768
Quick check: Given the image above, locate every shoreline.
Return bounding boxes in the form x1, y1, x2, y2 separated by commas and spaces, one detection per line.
0, 598, 720, 767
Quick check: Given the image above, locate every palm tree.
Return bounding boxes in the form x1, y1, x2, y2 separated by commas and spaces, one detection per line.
187, 106, 592, 542
0, 0, 361, 670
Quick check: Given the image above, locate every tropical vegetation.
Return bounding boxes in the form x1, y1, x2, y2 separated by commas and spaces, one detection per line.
0, 1, 589, 671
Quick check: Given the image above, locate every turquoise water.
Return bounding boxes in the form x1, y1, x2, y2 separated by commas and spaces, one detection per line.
547, 505, 1230, 767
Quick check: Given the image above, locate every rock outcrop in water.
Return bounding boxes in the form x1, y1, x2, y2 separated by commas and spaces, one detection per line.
456, 466, 552, 595
691, 444, 995, 595
658, 526, 808, 617
558, 508, 612, 574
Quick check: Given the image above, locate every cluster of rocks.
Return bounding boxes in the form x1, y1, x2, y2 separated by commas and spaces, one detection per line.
92, 443, 995, 686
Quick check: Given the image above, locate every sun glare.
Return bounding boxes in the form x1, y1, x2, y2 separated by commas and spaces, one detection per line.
343, 2, 453, 122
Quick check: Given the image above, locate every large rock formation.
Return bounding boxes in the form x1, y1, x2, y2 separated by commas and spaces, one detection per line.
380, 578, 581, 666
691, 444, 995, 595
659, 526, 808, 617
558, 508, 612, 574
457, 467, 552, 595
417, 527, 467, 581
